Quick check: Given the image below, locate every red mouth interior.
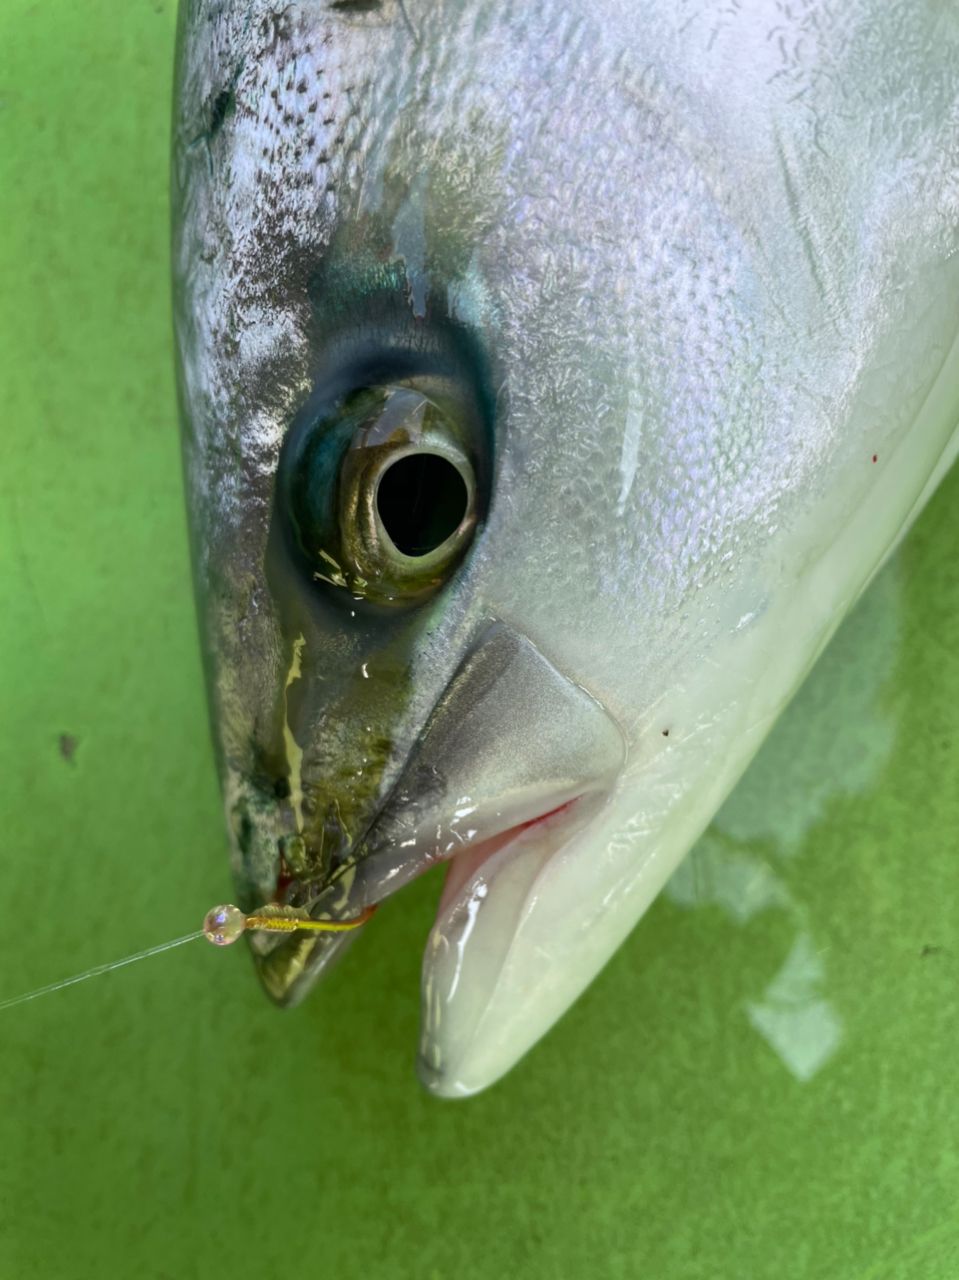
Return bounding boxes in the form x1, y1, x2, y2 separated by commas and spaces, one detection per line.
437, 797, 579, 917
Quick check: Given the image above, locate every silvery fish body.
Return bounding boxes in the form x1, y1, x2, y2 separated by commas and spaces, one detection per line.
173, 0, 959, 1095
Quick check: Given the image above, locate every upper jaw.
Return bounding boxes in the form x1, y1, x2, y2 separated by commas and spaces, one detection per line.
249, 621, 627, 1018
323, 623, 626, 911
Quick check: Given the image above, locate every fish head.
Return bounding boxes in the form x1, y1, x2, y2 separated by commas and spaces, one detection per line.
173, 0, 959, 1094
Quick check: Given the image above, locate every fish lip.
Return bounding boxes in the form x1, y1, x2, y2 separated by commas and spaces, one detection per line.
416, 790, 611, 1096
272, 787, 595, 919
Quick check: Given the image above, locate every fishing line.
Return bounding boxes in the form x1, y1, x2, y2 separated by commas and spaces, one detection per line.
0, 932, 204, 1013
0, 902, 376, 1014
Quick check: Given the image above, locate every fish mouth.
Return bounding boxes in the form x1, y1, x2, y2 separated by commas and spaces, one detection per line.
250, 622, 626, 1089
270, 790, 589, 920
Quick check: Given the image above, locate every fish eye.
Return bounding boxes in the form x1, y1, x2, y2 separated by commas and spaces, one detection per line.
289, 384, 481, 607
375, 452, 470, 557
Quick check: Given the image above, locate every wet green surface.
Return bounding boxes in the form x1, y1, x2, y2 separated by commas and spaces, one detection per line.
1, 4, 958, 1278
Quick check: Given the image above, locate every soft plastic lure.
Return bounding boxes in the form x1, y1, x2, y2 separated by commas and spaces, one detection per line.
0, 903, 375, 1014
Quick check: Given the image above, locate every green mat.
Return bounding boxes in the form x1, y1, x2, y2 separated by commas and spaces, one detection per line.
1, 5, 957, 1277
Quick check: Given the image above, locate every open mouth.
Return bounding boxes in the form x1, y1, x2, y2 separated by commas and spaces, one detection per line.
268, 790, 589, 935
251, 785, 598, 1004
248, 623, 627, 1090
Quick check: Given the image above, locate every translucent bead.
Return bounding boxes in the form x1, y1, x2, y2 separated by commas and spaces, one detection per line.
202, 903, 247, 946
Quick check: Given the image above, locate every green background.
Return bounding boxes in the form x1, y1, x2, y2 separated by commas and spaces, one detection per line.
1, 5, 957, 1277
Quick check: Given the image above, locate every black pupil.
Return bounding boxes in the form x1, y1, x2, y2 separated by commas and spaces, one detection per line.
376, 453, 469, 557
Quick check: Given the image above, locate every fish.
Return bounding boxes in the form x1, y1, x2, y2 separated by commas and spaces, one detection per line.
172, 0, 959, 1096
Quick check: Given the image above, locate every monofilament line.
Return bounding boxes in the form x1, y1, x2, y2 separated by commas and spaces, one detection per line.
0, 932, 204, 1013
0, 900, 377, 1014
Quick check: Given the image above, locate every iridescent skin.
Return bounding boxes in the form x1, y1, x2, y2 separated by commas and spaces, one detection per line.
173, 0, 959, 1095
